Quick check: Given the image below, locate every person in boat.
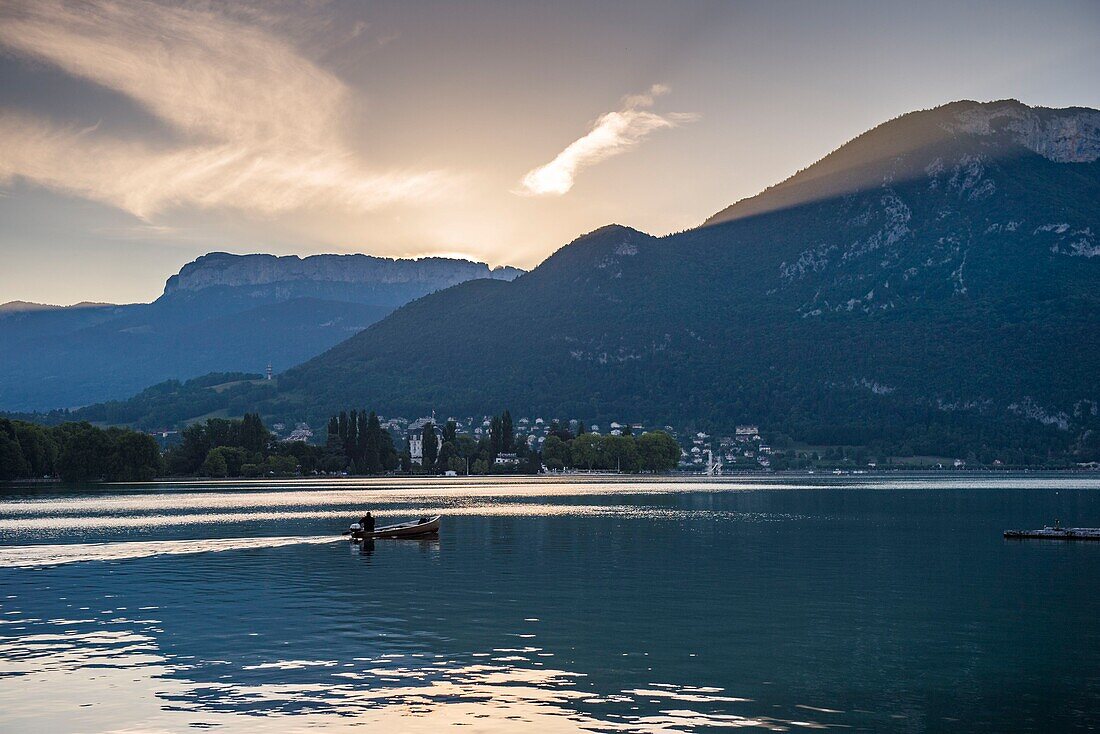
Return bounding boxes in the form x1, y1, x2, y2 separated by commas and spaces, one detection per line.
359, 512, 376, 535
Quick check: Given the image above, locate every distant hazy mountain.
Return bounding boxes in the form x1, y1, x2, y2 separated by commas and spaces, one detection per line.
69, 100, 1100, 461
0, 253, 522, 410
163, 252, 523, 301
0, 300, 114, 314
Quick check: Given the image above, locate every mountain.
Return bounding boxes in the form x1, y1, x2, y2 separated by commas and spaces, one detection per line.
0, 253, 522, 410
0, 300, 114, 314
162, 252, 523, 301
70, 101, 1100, 462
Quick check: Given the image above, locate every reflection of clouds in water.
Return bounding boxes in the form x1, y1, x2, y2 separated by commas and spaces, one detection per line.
0, 481, 799, 515
0, 505, 803, 537
0, 611, 817, 733
7, 472, 1095, 517
625, 687, 751, 702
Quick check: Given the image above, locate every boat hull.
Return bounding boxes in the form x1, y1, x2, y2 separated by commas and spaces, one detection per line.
350, 516, 441, 540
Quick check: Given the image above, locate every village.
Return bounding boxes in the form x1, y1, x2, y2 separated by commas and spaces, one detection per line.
263, 414, 777, 473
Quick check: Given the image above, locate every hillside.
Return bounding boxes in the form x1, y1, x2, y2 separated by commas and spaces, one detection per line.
70, 101, 1100, 461
0, 253, 522, 410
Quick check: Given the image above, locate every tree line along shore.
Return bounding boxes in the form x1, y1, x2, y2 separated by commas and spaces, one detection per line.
0, 410, 682, 482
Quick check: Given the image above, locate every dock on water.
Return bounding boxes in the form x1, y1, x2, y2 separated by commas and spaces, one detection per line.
1004, 523, 1100, 541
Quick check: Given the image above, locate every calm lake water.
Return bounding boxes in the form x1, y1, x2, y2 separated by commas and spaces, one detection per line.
1, 474, 1098, 733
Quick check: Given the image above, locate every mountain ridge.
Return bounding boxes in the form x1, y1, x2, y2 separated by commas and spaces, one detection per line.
47, 100, 1100, 461
164, 252, 522, 296
0, 252, 525, 410
704, 99, 1100, 227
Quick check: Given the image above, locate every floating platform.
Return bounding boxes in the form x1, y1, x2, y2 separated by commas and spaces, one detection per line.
1004, 527, 1100, 541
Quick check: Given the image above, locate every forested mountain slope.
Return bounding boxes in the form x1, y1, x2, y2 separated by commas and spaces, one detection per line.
73, 101, 1100, 461
0, 253, 521, 410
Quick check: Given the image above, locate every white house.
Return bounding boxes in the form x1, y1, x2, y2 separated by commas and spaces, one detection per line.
735, 425, 760, 441
408, 426, 441, 465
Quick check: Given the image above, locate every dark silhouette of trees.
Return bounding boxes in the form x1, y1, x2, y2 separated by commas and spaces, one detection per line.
502, 411, 514, 452
421, 421, 439, 471
0, 418, 161, 481
489, 415, 503, 456
362, 411, 383, 473
240, 413, 269, 453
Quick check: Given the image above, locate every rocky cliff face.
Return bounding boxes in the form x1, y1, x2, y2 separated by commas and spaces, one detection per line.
945, 100, 1100, 163
163, 253, 522, 295
704, 100, 1100, 228
700, 99, 1100, 325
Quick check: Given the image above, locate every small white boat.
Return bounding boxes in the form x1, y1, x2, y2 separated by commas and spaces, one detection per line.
346, 515, 440, 540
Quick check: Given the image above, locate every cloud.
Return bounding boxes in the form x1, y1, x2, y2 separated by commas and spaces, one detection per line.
0, 1, 452, 219
517, 85, 697, 197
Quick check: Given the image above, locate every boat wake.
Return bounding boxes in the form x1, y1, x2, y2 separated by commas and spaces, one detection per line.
0, 535, 343, 569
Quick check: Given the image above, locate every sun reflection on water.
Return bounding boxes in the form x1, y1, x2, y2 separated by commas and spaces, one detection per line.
0, 607, 822, 732
3, 475, 1097, 732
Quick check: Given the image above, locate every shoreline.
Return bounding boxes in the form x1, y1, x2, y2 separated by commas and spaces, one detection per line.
4, 466, 1100, 489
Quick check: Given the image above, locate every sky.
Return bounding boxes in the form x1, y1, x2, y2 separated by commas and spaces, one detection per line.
1, 0, 1098, 306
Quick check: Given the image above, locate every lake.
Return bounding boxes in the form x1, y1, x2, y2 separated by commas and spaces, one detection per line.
1, 474, 1098, 733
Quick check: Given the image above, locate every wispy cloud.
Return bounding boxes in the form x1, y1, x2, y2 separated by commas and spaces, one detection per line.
0, 1, 451, 219
517, 85, 697, 197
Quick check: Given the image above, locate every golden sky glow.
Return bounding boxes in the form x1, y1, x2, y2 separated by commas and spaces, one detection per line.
1, 0, 1099, 304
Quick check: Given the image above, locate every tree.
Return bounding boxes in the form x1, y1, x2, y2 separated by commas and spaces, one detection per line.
443, 420, 457, 444
278, 441, 321, 474
346, 410, 360, 465
571, 433, 604, 471
438, 440, 457, 470
4, 419, 158, 482
548, 420, 572, 442
55, 422, 111, 481
203, 418, 241, 449
542, 435, 569, 468
489, 415, 503, 456
421, 421, 438, 472
524, 449, 542, 474
502, 411, 514, 452
637, 431, 681, 472
201, 448, 229, 477
338, 411, 349, 443
108, 429, 162, 480
170, 423, 211, 475
363, 411, 383, 473
379, 428, 399, 471
604, 434, 639, 472
13, 421, 57, 477
263, 455, 299, 476
0, 419, 31, 480
454, 434, 478, 460
239, 413, 268, 453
